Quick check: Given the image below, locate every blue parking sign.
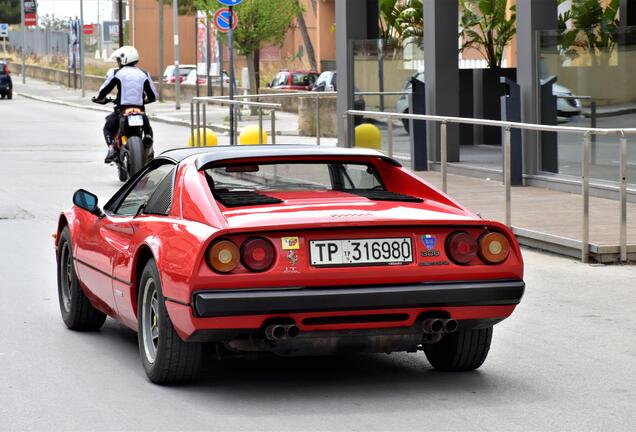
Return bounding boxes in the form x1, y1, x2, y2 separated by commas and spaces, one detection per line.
0, 23, 9, 38
217, 0, 243, 5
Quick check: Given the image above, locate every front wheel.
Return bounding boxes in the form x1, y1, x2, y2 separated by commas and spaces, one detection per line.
424, 326, 493, 371
138, 259, 202, 384
7, 89, 12, 100
57, 227, 107, 330
125, 136, 145, 178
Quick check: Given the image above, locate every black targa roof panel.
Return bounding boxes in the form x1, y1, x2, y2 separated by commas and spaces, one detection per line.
158, 145, 402, 168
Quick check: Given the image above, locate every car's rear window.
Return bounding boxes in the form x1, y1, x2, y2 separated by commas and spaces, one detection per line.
292, 73, 318, 86
205, 162, 383, 192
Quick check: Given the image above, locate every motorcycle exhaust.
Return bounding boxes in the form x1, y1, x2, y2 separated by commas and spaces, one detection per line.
422, 319, 444, 334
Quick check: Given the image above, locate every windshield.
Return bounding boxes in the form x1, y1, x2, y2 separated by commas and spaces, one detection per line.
205, 162, 384, 192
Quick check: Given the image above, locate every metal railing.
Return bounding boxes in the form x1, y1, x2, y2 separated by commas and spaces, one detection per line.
190, 97, 282, 147
344, 109, 631, 263
209, 90, 413, 147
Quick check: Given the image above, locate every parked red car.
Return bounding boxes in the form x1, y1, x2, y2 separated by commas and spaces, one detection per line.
56, 145, 524, 384
269, 70, 320, 90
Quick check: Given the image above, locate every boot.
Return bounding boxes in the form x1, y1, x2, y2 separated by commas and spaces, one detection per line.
104, 145, 118, 164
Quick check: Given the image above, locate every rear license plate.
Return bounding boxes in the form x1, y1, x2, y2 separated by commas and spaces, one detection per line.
128, 115, 144, 126
310, 238, 413, 267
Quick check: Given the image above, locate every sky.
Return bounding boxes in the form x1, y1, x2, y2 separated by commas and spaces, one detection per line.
37, 0, 114, 24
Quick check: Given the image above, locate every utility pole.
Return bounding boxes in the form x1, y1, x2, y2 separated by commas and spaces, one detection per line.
20, 0, 25, 84
158, 0, 164, 101
228, 5, 235, 144
206, 15, 211, 97
118, 0, 124, 47
97, 0, 101, 59
173, 0, 180, 110
80, 0, 85, 97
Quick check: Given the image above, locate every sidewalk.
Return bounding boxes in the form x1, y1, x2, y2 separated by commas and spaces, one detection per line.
13, 78, 304, 136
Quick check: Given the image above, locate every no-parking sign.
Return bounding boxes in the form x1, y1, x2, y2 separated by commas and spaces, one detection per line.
213, 8, 238, 33
0, 23, 9, 38
217, 0, 243, 6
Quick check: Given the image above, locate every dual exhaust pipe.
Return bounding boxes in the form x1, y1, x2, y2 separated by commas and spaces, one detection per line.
422, 318, 458, 334
265, 324, 300, 341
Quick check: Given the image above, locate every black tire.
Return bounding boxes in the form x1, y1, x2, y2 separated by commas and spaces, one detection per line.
125, 136, 144, 178
138, 259, 202, 384
57, 227, 107, 331
424, 327, 493, 371
7, 89, 12, 100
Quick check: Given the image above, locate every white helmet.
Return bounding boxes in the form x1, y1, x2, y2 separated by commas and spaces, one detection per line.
110, 45, 139, 66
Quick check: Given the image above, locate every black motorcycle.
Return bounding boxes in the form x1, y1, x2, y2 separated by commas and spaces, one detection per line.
92, 97, 154, 182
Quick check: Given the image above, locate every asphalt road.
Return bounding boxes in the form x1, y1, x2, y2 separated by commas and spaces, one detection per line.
1, 97, 636, 431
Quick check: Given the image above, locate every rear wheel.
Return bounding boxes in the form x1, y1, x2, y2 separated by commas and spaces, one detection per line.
138, 259, 202, 384
424, 326, 493, 371
125, 136, 144, 178
57, 227, 107, 330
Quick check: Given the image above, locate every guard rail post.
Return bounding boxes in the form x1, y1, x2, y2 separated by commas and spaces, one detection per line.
196, 101, 201, 147
258, 108, 263, 146
316, 94, 321, 146
387, 118, 393, 158
582, 132, 591, 263
619, 133, 628, 262
271, 110, 276, 145
440, 121, 448, 193
504, 126, 512, 227
203, 103, 207, 147
189, 102, 195, 147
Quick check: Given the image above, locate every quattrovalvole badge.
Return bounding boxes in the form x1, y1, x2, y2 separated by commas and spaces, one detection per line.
281, 237, 300, 250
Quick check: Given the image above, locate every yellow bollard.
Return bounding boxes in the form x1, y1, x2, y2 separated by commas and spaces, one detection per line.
354, 123, 382, 150
239, 125, 269, 145
188, 128, 218, 147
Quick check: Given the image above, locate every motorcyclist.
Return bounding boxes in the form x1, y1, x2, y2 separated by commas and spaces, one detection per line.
93, 46, 158, 164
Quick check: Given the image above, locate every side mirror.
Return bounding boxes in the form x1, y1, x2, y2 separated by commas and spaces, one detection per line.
73, 189, 102, 216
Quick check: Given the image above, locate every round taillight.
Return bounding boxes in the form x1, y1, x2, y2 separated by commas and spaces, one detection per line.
446, 231, 478, 265
207, 239, 240, 273
478, 231, 510, 264
241, 237, 275, 272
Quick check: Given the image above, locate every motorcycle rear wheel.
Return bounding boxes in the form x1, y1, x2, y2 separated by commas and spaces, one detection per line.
125, 136, 145, 179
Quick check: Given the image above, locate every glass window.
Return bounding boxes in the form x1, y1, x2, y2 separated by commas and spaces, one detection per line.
114, 164, 175, 216
206, 162, 383, 192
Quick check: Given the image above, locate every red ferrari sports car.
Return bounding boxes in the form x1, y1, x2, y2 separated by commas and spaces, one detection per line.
56, 145, 524, 384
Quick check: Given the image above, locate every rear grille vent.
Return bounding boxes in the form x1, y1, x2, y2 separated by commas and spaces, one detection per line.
214, 190, 283, 207
302, 313, 409, 326
345, 190, 423, 203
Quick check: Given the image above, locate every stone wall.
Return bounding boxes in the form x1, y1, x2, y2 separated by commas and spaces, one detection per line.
298, 96, 338, 137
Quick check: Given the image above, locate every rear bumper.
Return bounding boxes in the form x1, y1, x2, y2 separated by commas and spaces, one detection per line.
192, 280, 524, 318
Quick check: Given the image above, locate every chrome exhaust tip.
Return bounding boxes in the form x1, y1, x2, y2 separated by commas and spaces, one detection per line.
443, 319, 458, 333
286, 324, 300, 338
422, 318, 445, 334
265, 324, 286, 341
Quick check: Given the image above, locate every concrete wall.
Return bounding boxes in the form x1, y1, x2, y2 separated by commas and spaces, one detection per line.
298, 96, 337, 137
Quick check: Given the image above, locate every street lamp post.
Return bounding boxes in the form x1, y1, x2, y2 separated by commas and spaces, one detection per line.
20, 0, 25, 84
173, 0, 180, 110
80, 0, 85, 97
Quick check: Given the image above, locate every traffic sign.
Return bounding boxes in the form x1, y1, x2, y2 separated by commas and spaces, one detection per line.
0, 23, 8, 38
213, 8, 238, 33
217, 0, 243, 6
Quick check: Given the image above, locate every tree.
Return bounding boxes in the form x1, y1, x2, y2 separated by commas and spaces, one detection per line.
0, 0, 20, 24
293, 0, 317, 71
196, 0, 299, 96
557, 0, 619, 65
379, 0, 423, 48
40, 14, 69, 31
459, 0, 516, 68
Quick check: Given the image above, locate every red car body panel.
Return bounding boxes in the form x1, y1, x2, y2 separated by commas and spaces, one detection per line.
56, 146, 524, 351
